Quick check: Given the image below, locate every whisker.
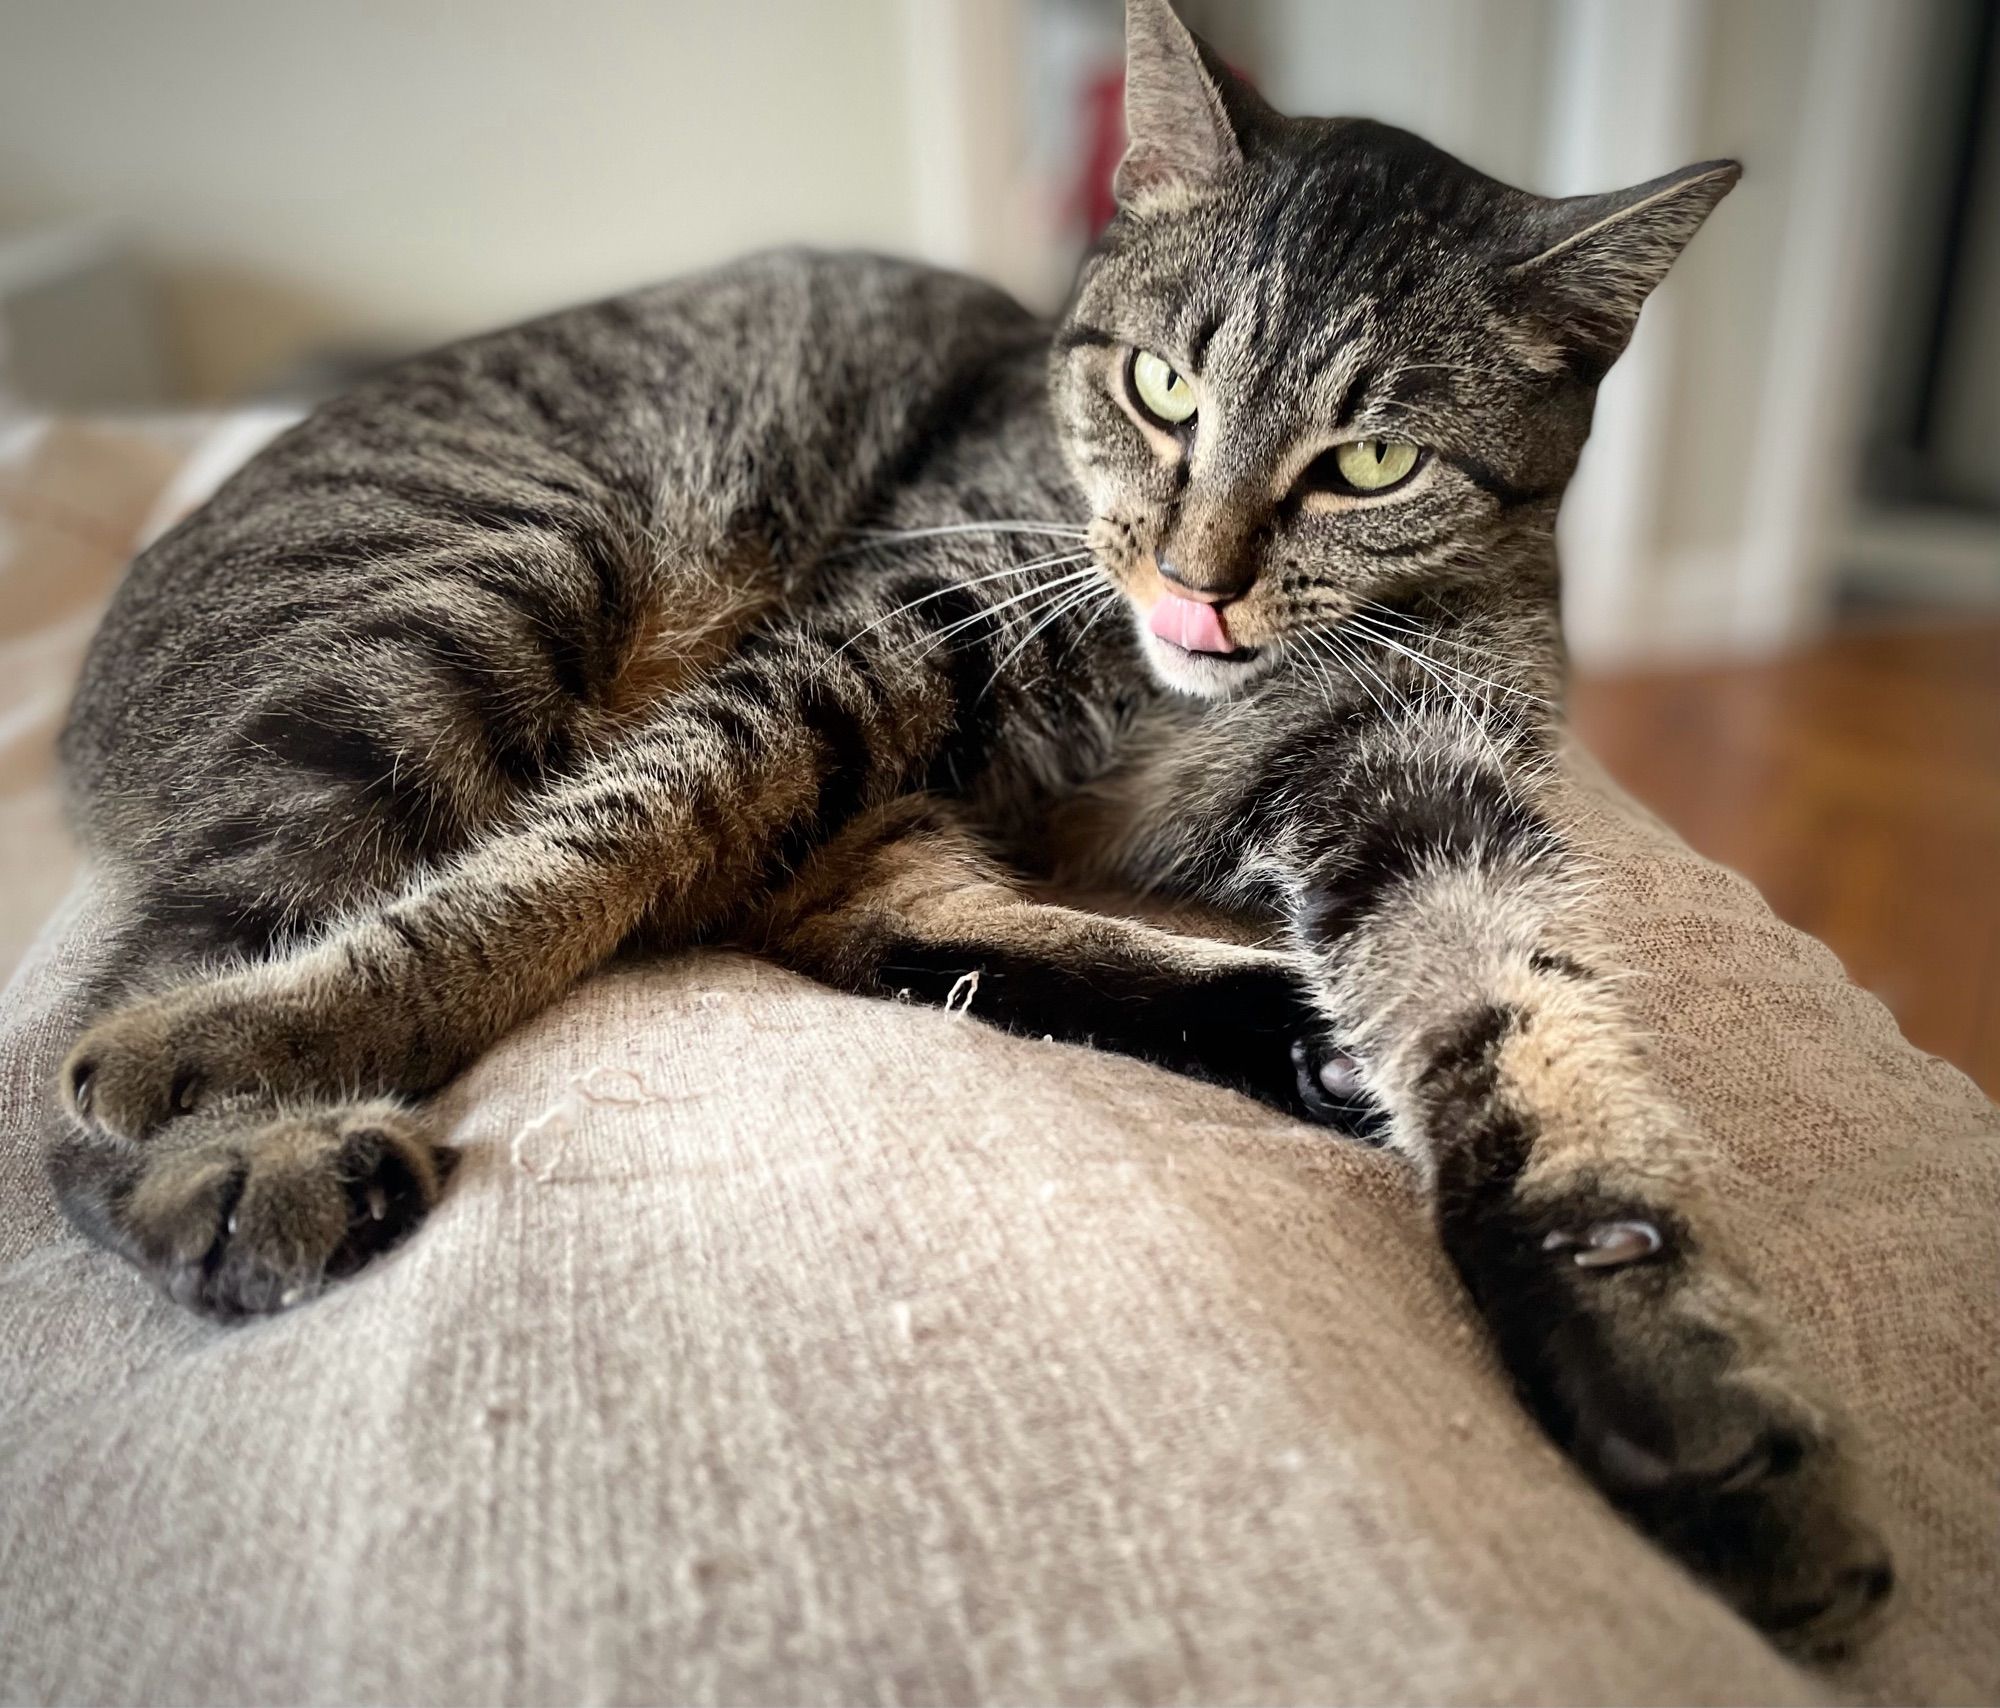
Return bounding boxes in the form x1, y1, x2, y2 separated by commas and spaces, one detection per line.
1310, 618, 1456, 734
1342, 620, 1511, 773
913, 567, 1103, 655
833, 553, 1093, 654
1329, 632, 1403, 722
1304, 627, 1402, 728
982, 579, 1109, 694
1353, 601, 1535, 670
1062, 585, 1124, 661
1344, 613, 1553, 709
834, 520, 1088, 557
1360, 608, 1528, 668
1292, 630, 1350, 712
1292, 594, 1528, 672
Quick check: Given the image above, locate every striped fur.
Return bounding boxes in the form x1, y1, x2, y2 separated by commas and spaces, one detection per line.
46, 0, 1886, 1654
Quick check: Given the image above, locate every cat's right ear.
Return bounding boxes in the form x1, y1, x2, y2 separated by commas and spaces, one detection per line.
1116, 0, 1267, 205
1506, 159, 1741, 376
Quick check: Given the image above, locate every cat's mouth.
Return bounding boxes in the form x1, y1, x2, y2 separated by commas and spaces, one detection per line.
1152, 635, 1262, 661
1134, 586, 1271, 697
1148, 589, 1246, 656
1101, 548, 1280, 698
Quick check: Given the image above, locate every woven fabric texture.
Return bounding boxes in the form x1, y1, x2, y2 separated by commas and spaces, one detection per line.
1, 754, 1996, 1704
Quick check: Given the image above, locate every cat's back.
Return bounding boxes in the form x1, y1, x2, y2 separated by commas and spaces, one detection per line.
59, 249, 1063, 920
80, 245, 1044, 629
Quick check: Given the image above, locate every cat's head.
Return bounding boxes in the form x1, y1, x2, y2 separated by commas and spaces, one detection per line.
1051, 0, 1738, 699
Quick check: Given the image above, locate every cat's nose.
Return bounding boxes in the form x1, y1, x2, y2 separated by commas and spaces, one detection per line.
1157, 553, 1250, 603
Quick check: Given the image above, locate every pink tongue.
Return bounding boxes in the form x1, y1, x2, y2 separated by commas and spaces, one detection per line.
1148, 591, 1234, 654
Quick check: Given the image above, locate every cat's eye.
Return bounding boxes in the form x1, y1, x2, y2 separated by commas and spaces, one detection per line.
1128, 349, 1197, 428
1297, 438, 1427, 499
1334, 439, 1422, 492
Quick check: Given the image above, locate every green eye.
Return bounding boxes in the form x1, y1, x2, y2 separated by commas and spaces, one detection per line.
1333, 439, 1423, 492
1129, 349, 1197, 427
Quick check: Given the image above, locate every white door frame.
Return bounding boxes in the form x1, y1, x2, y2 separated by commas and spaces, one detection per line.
1547, 0, 1933, 665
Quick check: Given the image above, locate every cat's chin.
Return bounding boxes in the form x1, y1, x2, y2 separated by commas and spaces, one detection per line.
1138, 627, 1278, 699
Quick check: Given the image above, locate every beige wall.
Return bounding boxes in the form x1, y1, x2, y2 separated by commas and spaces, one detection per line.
0, 0, 920, 398
1253, 0, 1555, 188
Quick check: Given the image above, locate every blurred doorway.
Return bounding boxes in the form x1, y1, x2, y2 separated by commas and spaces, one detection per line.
1840, 0, 2000, 618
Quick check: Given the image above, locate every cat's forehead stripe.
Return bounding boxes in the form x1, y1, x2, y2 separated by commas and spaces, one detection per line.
1331, 362, 1375, 432
1185, 307, 1224, 373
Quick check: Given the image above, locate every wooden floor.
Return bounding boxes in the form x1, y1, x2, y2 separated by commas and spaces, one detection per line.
1569, 620, 2000, 1095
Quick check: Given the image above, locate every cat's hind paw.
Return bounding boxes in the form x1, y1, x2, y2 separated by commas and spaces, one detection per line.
50, 1102, 454, 1319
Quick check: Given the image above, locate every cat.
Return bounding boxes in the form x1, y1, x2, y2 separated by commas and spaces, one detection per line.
44, 0, 1890, 1656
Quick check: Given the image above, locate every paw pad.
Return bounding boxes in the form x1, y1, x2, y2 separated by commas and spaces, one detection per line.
1542, 1217, 1663, 1269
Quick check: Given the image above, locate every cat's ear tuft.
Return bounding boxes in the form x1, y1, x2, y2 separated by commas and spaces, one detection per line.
1508, 159, 1741, 372
1116, 0, 1260, 205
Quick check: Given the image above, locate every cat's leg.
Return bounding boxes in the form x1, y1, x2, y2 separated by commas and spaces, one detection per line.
57, 623, 932, 1147
748, 796, 1378, 1130
50, 623, 969, 1307
1265, 725, 1894, 1652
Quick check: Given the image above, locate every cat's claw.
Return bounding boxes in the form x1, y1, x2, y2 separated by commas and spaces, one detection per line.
1541, 1218, 1663, 1268
61, 984, 290, 1143
1289, 1036, 1387, 1143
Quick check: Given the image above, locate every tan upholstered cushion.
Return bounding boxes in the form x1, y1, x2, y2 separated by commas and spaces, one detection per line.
0, 424, 1995, 1704
1, 749, 1996, 1704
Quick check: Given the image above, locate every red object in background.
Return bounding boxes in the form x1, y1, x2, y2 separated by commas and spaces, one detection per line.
1074, 67, 1126, 239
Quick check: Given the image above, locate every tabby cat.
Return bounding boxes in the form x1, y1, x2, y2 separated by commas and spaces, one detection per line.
46, 0, 1890, 1654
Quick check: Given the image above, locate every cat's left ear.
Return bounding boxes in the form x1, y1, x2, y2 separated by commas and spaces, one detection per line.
1507, 159, 1741, 374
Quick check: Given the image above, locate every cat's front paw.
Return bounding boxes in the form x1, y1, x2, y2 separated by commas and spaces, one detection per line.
50, 1103, 453, 1319
1458, 1183, 1894, 1657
